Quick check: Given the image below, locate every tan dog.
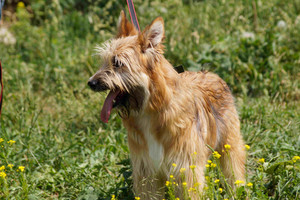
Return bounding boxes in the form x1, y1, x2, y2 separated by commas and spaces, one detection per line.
88, 11, 245, 199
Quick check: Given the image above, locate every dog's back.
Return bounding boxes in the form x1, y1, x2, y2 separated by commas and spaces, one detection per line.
180, 70, 245, 185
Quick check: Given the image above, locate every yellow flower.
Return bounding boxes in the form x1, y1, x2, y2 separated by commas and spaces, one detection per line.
7, 164, 14, 169
245, 145, 250, 150
214, 179, 220, 183
17, 2, 25, 8
172, 163, 177, 167
7, 140, 16, 145
213, 151, 221, 159
193, 152, 197, 155
224, 199, 229, 200
224, 144, 231, 150
188, 187, 196, 193
170, 175, 174, 179
205, 176, 209, 180
292, 156, 300, 163
210, 163, 217, 168
135, 197, 140, 200
207, 160, 212, 163
111, 195, 116, 200
205, 164, 210, 168
247, 182, 253, 187
165, 181, 170, 186
0, 171, 7, 178
182, 182, 187, 186
0, 165, 5, 171
180, 168, 186, 173
193, 182, 200, 187
234, 180, 245, 186
258, 158, 265, 163
175, 198, 180, 200
0, 138, 4, 143
190, 165, 196, 170
18, 166, 25, 172
219, 188, 223, 193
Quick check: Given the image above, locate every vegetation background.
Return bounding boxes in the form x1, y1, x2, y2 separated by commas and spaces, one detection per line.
0, 0, 299, 199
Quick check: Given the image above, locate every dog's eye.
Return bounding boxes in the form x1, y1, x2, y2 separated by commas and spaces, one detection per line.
112, 56, 123, 68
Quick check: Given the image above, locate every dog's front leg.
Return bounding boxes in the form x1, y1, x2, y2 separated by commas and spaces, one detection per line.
131, 159, 165, 200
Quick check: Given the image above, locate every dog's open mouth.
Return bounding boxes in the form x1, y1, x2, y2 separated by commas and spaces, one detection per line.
100, 89, 128, 123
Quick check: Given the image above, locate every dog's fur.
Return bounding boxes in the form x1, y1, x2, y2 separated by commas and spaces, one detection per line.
88, 11, 245, 199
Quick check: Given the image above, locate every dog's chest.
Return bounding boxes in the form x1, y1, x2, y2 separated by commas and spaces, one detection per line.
136, 116, 164, 170
144, 129, 163, 170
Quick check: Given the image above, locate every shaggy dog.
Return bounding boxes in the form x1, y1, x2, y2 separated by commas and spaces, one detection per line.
88, 11, 245, 199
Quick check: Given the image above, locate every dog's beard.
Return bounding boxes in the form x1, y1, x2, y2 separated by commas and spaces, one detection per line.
100, 86, 146, 123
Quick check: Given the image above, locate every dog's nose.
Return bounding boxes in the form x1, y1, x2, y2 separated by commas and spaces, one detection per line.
88, 79, 98, 89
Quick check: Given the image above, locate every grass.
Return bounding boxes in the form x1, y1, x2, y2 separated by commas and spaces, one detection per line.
0, 0, 299, 199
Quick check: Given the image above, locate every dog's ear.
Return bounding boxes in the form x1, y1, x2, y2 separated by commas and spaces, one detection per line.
139, 17, 165, 52
116, 10, 138, 38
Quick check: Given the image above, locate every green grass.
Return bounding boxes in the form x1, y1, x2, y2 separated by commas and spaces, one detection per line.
0, 0, 299, 199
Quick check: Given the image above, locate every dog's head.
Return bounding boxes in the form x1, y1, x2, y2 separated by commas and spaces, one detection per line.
88, 11, 166, 123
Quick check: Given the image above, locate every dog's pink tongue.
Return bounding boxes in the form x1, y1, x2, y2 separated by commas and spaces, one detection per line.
100, 89, 120, 123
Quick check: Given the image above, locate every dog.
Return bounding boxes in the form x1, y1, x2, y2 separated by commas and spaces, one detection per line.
88, 11, 246, 199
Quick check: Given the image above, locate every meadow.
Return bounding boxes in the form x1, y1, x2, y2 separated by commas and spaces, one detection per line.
0, 0, 299, 199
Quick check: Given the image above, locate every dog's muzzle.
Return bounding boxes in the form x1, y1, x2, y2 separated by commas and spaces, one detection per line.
87, 79, 109, 92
